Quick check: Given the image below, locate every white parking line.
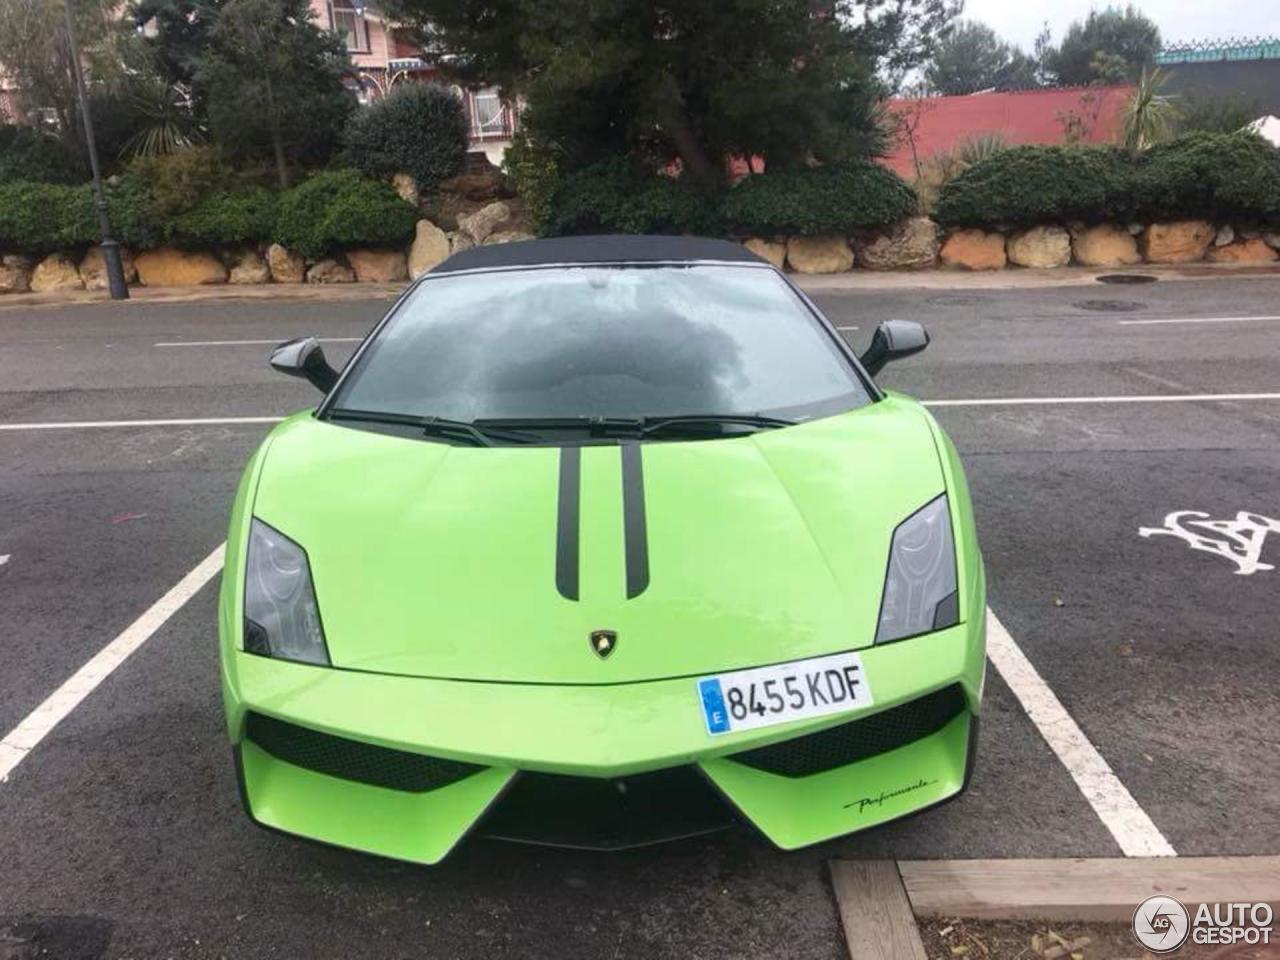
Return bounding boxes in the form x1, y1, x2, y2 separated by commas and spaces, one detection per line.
1117, 315, 1280, 326
0, 416, 284, 432
835, 325, 859, 332
985, 608, 1176, 858
155, 337, 363, 347
924, 393, 1280, 407
0, 545, 225, 784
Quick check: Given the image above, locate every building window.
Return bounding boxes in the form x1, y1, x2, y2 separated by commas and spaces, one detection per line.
465, 86, 513, 140
329, 2, 369, 52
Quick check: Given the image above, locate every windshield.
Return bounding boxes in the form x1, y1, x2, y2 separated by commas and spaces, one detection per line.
328, 264, 871, 426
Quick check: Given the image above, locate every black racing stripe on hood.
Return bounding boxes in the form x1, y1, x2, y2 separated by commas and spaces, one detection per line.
556, 446, 580, 601
621, 443, 650, 599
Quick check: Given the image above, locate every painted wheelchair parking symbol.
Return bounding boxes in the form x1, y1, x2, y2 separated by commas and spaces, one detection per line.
1140, 510, 1280, 576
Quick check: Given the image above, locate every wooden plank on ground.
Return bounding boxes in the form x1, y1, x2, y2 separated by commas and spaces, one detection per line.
899, 856, 1280, 922
828, 860, 927, 960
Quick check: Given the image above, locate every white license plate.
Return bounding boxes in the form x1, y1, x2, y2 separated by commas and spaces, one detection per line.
697, 651, 873, 736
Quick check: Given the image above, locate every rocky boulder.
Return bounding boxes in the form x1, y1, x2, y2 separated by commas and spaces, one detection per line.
306, 258, 355, 284
134, 247, 226, 286
0, 255, 34, 294
1070, 223, 1141, 268
857, 217, 938, 271
458, 201, 511, 244
228, 249, 271, 284
939, 229, 1006, 270
1006, 225, 1070, 268
1205, 238, 1279, 264
266, 243, 305, 283
743, 237, 787, 270
30, 252, 84, 292
409, 219, 451, 278
447, 231, 475, 256
346, 248, 409, 283
1140, 221, 1214, 264
483, 229, 535, 246
391, 173, 419, 207
786, 235, 854, 274
78, 245, 138, 291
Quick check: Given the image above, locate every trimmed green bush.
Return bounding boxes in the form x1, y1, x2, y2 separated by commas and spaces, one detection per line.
542, 159, 721, 237
1134, 132, 1280, 222
936, 133, 1280, 228
168, 188, 279, 248
0, 125, 80, 184
343, 83, 469, 191
935, 146, 1134, 228
0, 182, 83, 252
722, 162, 918, 236
274, 169, 418, 258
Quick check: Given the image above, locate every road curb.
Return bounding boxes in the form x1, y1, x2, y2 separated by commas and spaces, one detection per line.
830, 857, 1280, 958
2, 261, 1279, 310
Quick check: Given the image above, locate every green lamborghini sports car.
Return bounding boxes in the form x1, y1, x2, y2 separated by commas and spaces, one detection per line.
219, 235, 985, 864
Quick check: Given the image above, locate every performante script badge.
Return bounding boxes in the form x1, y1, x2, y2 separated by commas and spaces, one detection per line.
590, 630, 618, 659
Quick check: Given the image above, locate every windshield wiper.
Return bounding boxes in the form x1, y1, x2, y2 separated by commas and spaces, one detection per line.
639, 413, 796, 437
327, 408, 541, 447
472, 413, 795, 440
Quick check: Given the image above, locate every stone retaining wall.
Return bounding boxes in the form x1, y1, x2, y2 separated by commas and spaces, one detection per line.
744, 218, 1280, 274
4, 208, 1279, 295
0, 201, 532, 295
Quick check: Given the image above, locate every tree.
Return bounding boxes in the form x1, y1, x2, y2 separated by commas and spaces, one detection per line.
1042, 5, 1160, 86
1120, 67, 1181, 153
380, 0, 961, 191
0, 0, 131, 166
193, 0, 354, 187
926, 21, 1038, 95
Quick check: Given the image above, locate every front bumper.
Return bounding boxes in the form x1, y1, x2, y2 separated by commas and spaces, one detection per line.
223, 619, 985, 864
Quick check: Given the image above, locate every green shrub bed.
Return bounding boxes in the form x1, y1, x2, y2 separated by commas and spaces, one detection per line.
0, 168, 413, 257
937, 132, 1280, 228
721, 161, 918, 236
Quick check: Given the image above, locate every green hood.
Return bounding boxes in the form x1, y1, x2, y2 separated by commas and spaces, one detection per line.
252, 397, 945, 684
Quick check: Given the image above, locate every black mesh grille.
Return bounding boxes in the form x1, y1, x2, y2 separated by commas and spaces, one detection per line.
479, 767, 735, 850
245, 712, 484, 793
728, 684, 967, 778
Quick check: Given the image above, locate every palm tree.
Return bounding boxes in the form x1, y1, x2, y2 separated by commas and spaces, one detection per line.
1121, 67, 1181, 153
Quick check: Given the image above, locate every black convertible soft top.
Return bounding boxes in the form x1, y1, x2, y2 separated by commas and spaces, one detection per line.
430, 234, 766, 274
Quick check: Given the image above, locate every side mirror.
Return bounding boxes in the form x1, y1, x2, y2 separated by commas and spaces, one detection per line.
858, 320, 929, 376
269, 336, 339, 394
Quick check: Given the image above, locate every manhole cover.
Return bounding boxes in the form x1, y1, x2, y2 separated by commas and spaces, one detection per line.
1096, 273, 1158, 284
1072, 299, 1145, 312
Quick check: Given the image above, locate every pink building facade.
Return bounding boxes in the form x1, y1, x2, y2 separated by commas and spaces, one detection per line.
308, 0, 517, 165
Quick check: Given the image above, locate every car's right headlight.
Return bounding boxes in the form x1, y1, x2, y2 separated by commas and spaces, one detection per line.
243, 518, 329, 665
875, 494, 959, 644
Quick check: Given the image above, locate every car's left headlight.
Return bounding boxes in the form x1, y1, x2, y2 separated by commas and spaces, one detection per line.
875, 494, 958, 644
243, 518, 329, 665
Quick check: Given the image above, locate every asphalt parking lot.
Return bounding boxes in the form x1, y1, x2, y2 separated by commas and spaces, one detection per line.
1, 273, 1278, 959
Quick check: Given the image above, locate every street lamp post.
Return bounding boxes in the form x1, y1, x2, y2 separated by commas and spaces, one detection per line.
63, 0, 129, 300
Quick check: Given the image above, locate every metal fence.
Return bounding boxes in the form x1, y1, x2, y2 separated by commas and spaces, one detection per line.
1156, 37, 1280, 64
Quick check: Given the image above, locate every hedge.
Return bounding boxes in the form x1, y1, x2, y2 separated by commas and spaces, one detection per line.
343, 83, 469, 191
0, 169, 413, 258
937, 132, 1280, 228
168, 187, 279, 248
543, 159, 722, 236
722, 162, 918, 235
273, 170, 418, 258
